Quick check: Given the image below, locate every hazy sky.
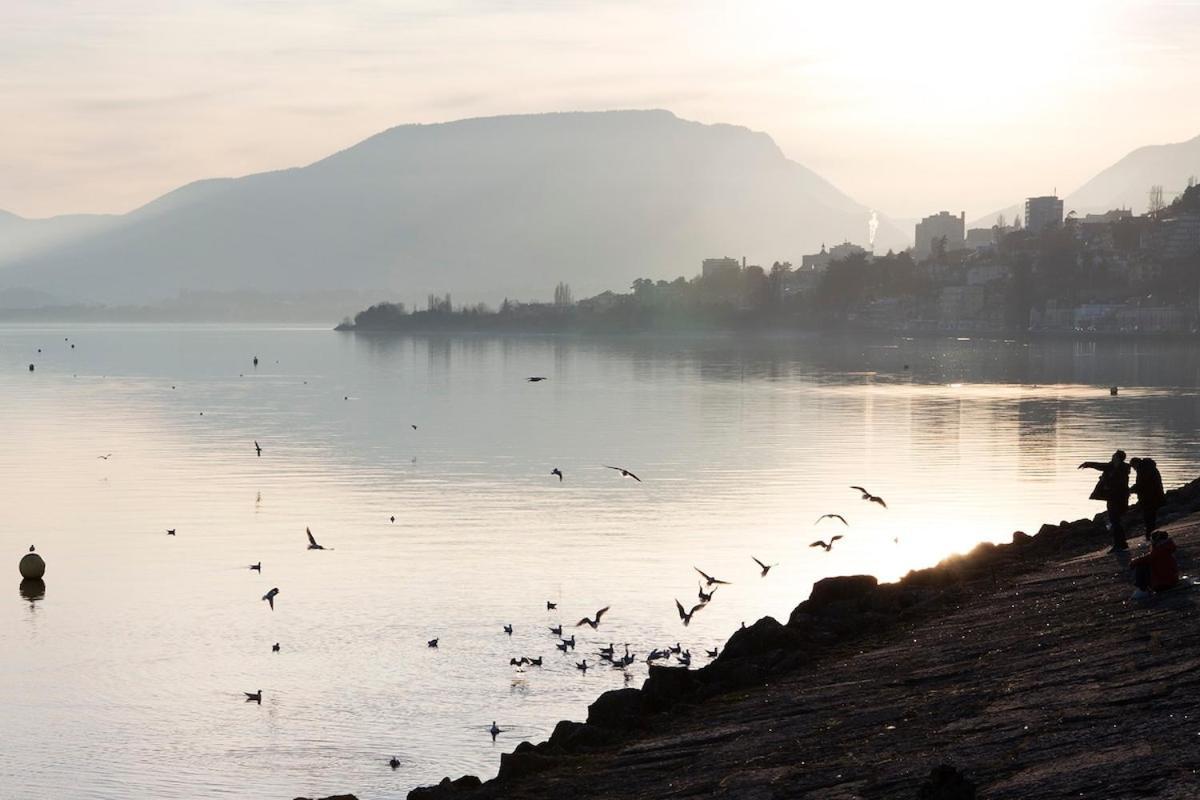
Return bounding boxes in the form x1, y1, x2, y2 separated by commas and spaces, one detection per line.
3, 0, 1200, 220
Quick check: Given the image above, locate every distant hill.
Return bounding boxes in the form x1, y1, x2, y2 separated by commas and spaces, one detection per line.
970, 132, 1200, 228
0, 110, 906, 307
1066, 133, 1200, 214
0, 209, 117, 274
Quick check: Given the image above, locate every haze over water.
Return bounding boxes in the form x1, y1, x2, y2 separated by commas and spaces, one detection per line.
4, 324, 1200, 799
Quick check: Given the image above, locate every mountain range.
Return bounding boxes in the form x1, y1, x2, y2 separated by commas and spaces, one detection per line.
0, 110, 905, 309
4, 111, 1199, 312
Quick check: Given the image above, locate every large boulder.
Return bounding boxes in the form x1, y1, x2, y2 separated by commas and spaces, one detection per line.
587, 688, 646, 731
806, 575, 878, 608
641, 665, 699, 712
407, 776, 482, 799
497, 742, 558, 782
721, 616, 805, 660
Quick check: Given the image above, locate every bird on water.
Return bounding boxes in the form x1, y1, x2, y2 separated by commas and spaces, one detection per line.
244, 690, 262, 704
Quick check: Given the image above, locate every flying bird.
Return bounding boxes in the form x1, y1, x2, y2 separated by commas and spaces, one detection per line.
306, 527, 332, 550
427, 638, 439, 648
249, 562, 261, 572
527, 376, 548, 382
254, 441, 262, 457
166, 529, 176, 536
244, 690, 262, 704
97, 454, 112, 460
262, 587, 279, 610
697, 584, 716, 603
810, 535, 844, 552
576, 606, 610, 629
695, 567, 731, 586
489, 721, 504, 741
851, 486, 888, 508
411, 424, 418, 430
550, 468, 563, 482
815, 513, 848, 526
603, 465, 642, 482
752, 556, 777, 577
675, 599, 706, 627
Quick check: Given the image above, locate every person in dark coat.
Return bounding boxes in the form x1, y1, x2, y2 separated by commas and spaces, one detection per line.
1130, 457, 1165, 537
1079, 450, 1131, 552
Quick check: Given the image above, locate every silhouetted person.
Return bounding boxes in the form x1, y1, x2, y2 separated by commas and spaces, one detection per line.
1130, 457, 1165, 537
1130, 531, 1179, 600
1079, 450, 1131, 552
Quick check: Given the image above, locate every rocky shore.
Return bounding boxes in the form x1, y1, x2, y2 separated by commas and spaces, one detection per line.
303, 478, 1200, 800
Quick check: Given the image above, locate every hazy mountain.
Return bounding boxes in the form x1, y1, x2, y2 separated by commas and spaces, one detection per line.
970, 132, 1200, 228
0, 110, 906, 307
1066, 133, 1200, 214
0, 209, 117, 271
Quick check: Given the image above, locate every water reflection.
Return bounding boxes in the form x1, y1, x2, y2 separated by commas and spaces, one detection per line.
19, 578, 45, 606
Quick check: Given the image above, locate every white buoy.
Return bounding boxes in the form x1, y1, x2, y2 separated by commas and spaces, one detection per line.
19, 548, 46, 580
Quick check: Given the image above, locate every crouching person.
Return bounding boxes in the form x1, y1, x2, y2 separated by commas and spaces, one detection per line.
1130, 530, 1180, 600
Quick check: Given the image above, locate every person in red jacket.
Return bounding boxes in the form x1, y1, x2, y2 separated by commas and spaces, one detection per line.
1130, 531, 1179, 600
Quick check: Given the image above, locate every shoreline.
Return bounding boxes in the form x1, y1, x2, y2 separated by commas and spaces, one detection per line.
370, 477, 1200, 800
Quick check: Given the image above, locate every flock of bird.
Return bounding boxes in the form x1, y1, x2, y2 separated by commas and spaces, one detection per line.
66, 344, 892, 770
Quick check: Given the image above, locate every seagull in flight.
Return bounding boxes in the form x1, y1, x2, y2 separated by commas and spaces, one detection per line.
254, 441, 262, 457
244, 690, 262, 704
262, 587, 279, 610
306, 527, 332, 550
695, 567, 731, 586
489, 721, 504, 741
527, 376, 548, 382
752, 556, 778, 577
851, 486, 888, 508
675, 599, 706, 627
97, 453, 113, 460
810, 535, 844, 552
248, 562, 261, 572
550, 468, 563, 482
576, 606, 610, 629
815, 513, 848, 526
166, 529, 176, 536
697, 584, 717, 603
411, 424, 418, 430
603, 465, 642, 482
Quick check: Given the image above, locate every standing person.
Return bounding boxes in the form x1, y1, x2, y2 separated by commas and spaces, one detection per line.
1130, 457, 1165, 538
1079, 450, 1132, 552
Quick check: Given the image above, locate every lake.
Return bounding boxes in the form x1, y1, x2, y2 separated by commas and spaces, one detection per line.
3, 325, 1200, 799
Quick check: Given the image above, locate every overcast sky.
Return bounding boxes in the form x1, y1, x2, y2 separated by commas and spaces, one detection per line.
3, 0, 1199, 221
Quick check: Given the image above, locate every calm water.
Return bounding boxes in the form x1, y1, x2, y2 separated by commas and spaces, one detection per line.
4, 325, 1200, 799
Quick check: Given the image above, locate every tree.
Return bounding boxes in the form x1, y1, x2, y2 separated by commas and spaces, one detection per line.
553, 282, 573, 306
1149, 184, 1165, 217
996, 213, 1007, 230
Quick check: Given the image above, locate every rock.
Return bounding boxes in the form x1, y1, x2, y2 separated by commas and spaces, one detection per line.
916, 764, 976, 800
549, 719, 613, 750
407, 776, 481, 799
587, 688, 646, 731
1011, 530, 1032, 545
294, 795, 360, 800
641, 665, 699, 712
497, 743, 558, 782
723, 616, 804, 658
806, 575, 878, 608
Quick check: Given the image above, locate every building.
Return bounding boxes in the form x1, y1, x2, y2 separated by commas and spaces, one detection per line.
1080, 209, 1133, 226
1144, 214, 1200, 261
1024, 195, 1064, 233
964, 228, 996, 251
913, 211, 965, 260
799, 242, 867, 271
701, 257, 741, 280
937, 285, 986, 321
